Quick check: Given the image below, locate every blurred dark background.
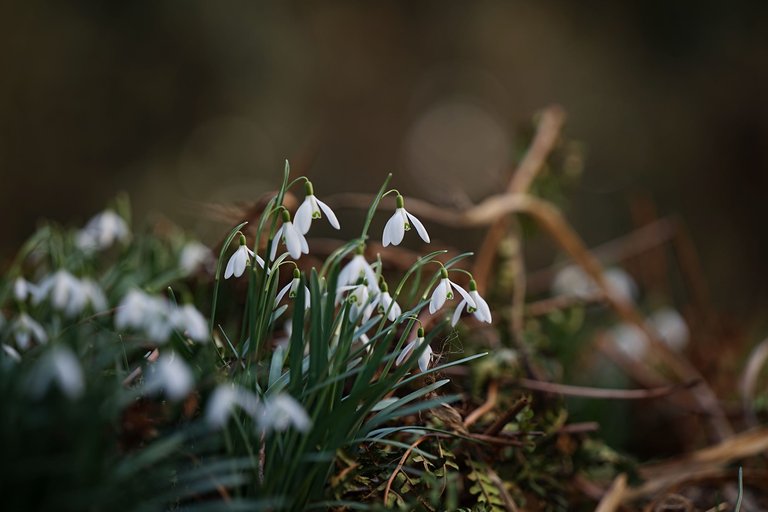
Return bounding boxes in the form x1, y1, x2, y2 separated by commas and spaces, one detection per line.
1, 1, 767, 318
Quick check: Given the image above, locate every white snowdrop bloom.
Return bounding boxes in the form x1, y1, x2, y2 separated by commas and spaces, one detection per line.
257, 393, 311, 433
274, 268, 310, 309
224, 235, 264, 279
13, 277, 36, 302
612, 308, 690, 360
382, 194, 430, 247
179, 241, 213, 275
171, 304, 209, 343
610, 323, 647, 360
28, 346, 85, 400
395, 328, 433, 372
451, 279, 492, 326
336, 283, 371, 319
649, 308, 689, 352
115, 289, 173, 343
552, 265, 637, 302
144, 352, 194, 401
294, 181, 340, 235
2, 344, 21, 363
376, 283, 401, 322
206, 384, 260, 429
337, 250, 378, 291
76, 210, 130, 252
34, 270, 86, 316
270, 211, 309, 260
12, 313, 48, 350
429, 268, 475, 315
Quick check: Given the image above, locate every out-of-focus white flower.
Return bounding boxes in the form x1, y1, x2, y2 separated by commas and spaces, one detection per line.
206, 384, 260, 428
12, 313, 48, 350
395, 328, 433, 372
224, 234, 264, 279
115, 289, 173, 343
2, 344, 21, 363
382, 194, 430, 247
180, 241, 214, 275
257, 393, 311, 434
28, 346, 85, 400
14, 277, 37, 302
552, 265, 637, 302
33, 270, 106, 317
270, 211, 309, 260
611, 307, 690, 360
171, 304, 209, 343
294, 181, 340, 235
451, 279, 492, 326
275, 268, 310, 310
76, 210, 130, 252
144, 352, 194, 401
337, 249, 378, 292
429, 268, 475, 315
650, 308, 689, 352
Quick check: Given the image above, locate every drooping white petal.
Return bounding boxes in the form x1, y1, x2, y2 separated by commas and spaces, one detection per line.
405, 211, 430, 243
451, 299, 467, 327
274, 282, 292, 306
395, 339, 418, 366
449, 281, 476, 309
269, 226, 284, 260
2, 344, 21, 362
382, 210, 406, 247
316, 198, 340, 230
429, 279, 449, 314
283, 223, 302, 259
418, 344, 433, 372
470, 290, 492, 323
294, 198, 314, 234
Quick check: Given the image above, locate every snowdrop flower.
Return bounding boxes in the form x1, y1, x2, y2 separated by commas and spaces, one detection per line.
337, 246, 378, 290
395, 328, 433, 372
650, 308, 689, 352
206, 384, 260, 429
429, 268, 475, 315
552, 265, 637, 302
270, 210, 309, 260
28, 346, 85, 400
336, 283, 371, 319
275, 268, 310, 309
14, 277, 36, 302
180, 241, 214, 275
12, 313, 48, 350
257, 393, 311, 433
451, 279, 492, 326
376, 281, 401, 322
33, 270, 106, 317
76, 210, 130, 252
144, 352, 194, 401
115, 289, 173, 343
294, 181, 340, 235
171, 304, 209, 343
224, 234, 264, 279
382, 194, 430, 247
2, 344, 21, 363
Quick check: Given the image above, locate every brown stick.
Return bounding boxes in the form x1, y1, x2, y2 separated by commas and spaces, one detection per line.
519, 378, 698, 400
464, 379, 499, 428
382, 435, 427, 504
